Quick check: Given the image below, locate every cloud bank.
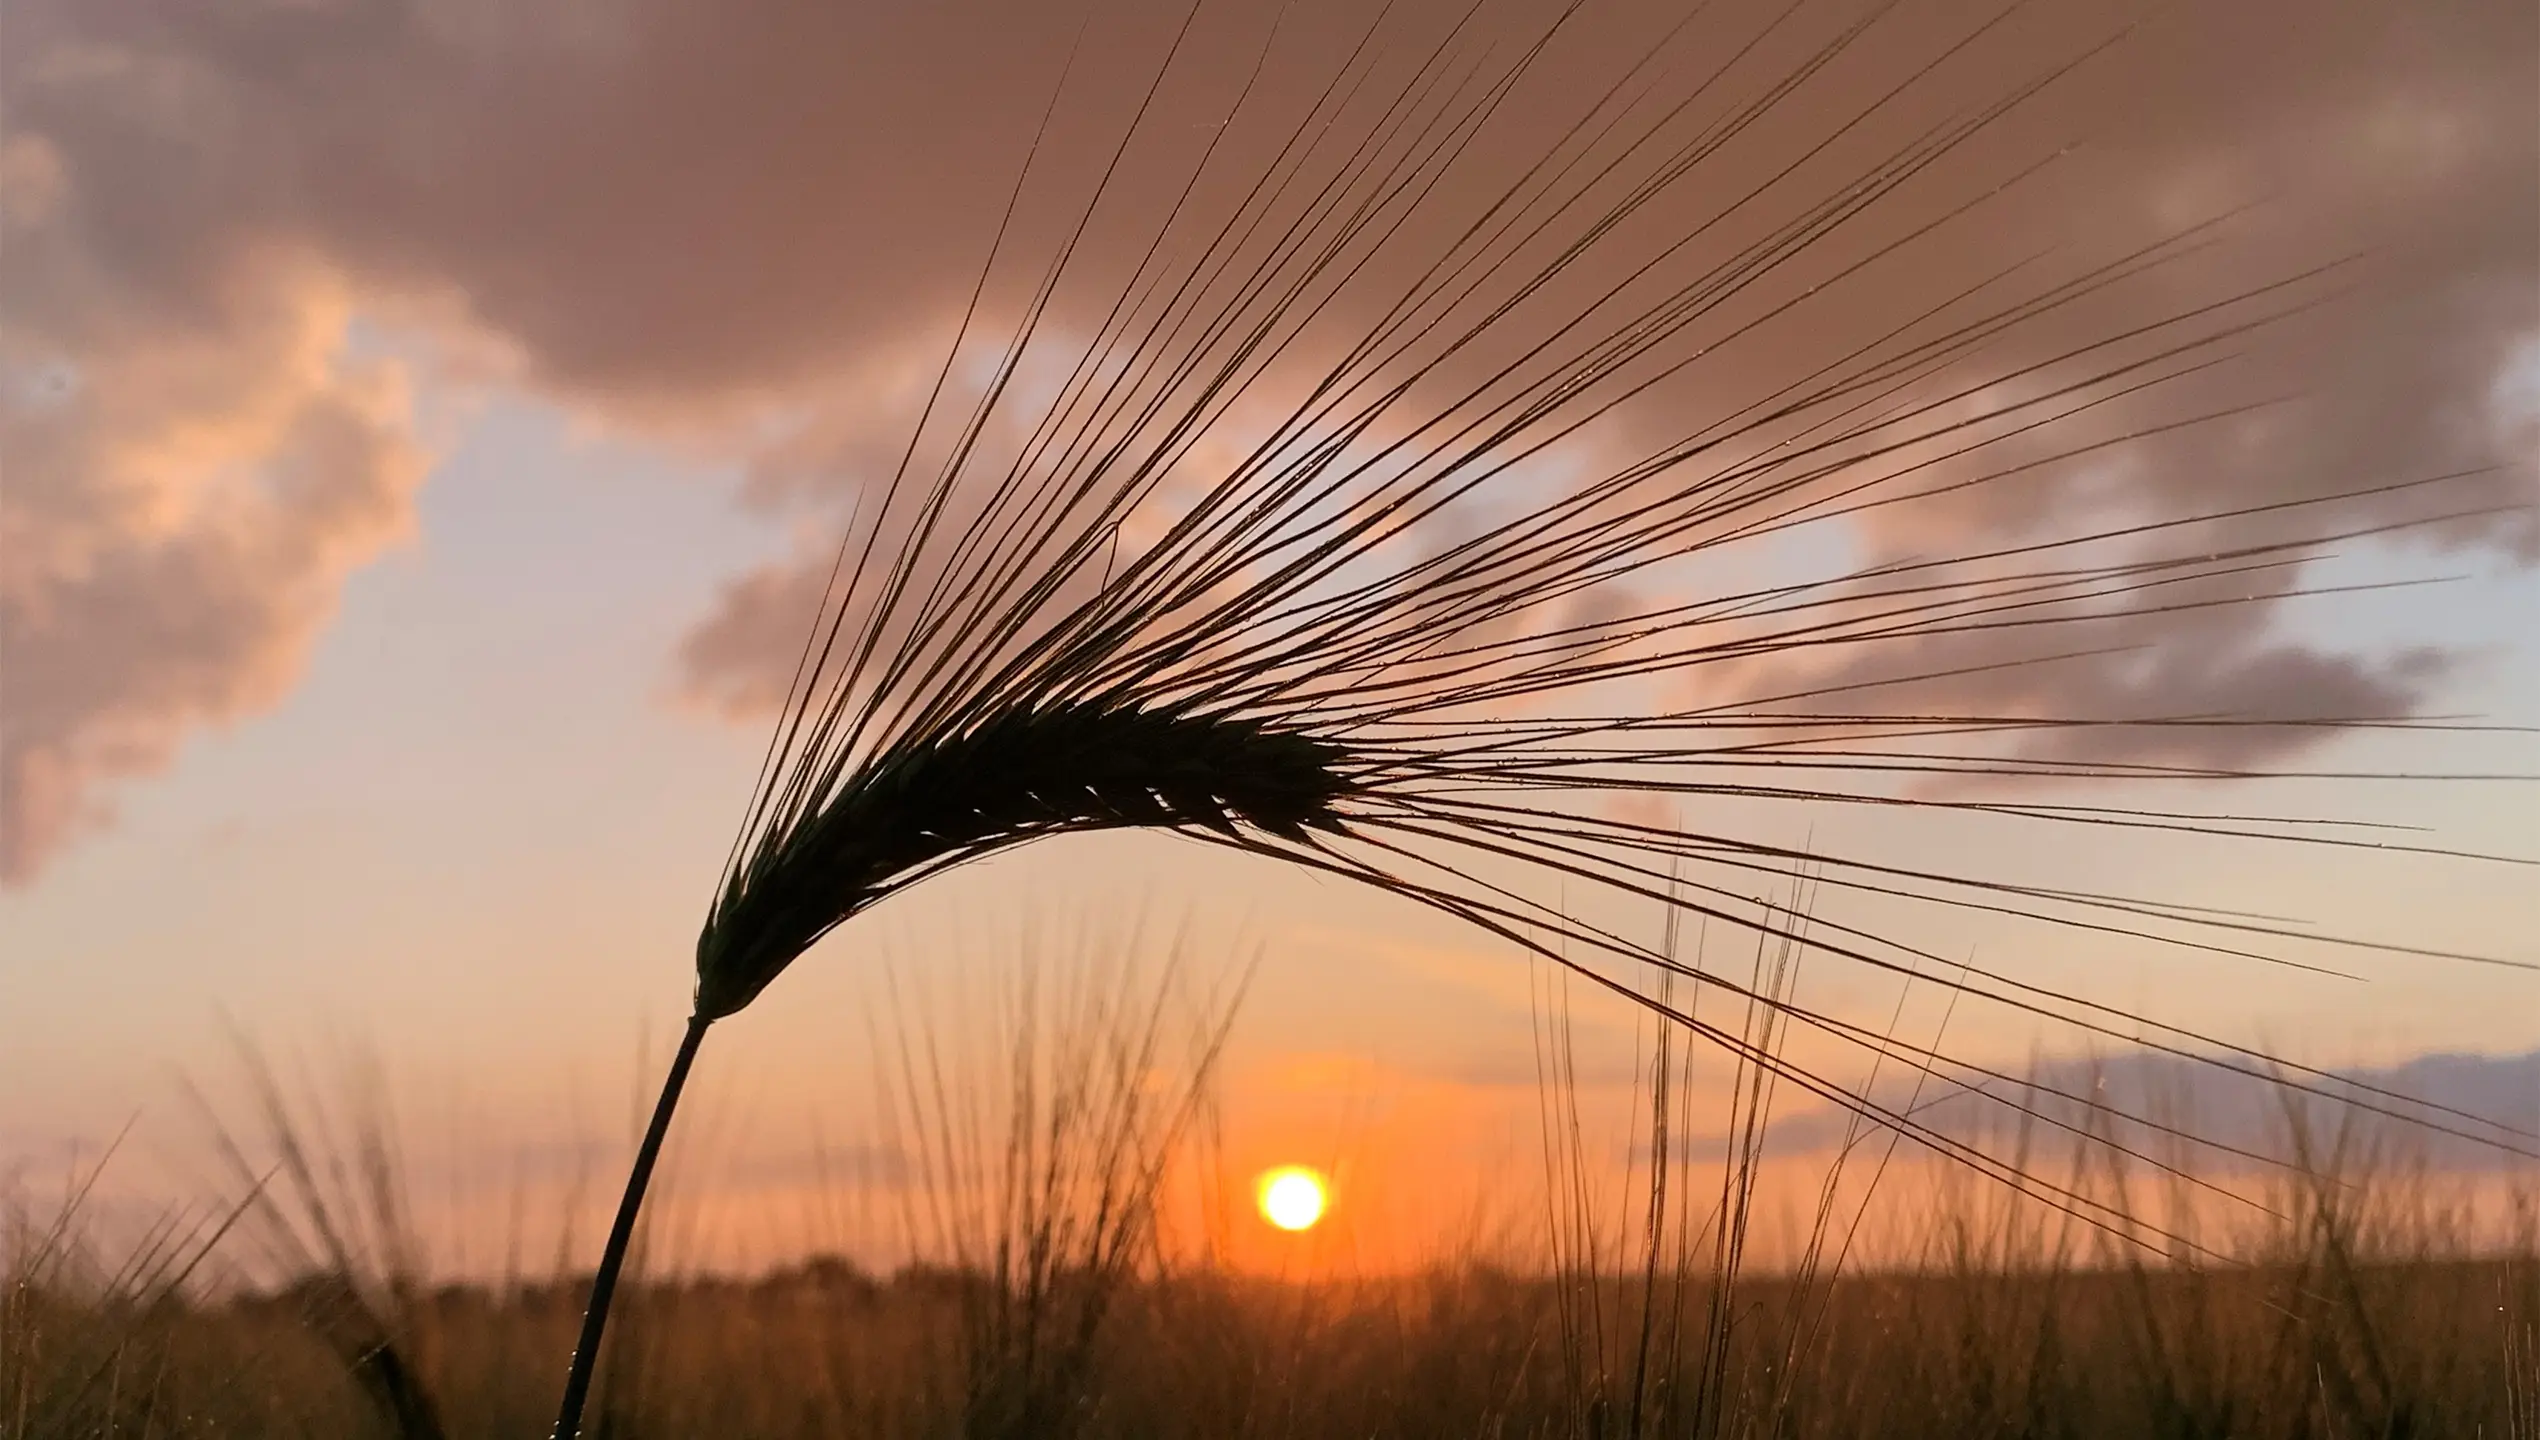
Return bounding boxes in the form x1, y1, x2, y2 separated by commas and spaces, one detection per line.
3, 0, 2531, 882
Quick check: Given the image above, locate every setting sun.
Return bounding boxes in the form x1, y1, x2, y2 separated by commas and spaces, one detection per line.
1255, 1166, 1329, 1232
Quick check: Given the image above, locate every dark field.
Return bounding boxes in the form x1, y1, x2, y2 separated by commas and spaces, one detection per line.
10, 1233, 2532, 1438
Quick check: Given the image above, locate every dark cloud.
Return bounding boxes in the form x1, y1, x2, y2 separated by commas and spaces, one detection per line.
1774, 1, 2539, 770
4, 0, 2531, 881
1747, 1047, 2540, 1171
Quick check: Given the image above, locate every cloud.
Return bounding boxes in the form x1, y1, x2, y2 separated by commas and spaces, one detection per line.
1789, 16, 2539, 767
662, 0, 2538, 768
0, 0, 1166, 880
1752, 1047, 2540, 1171
4, 0, 2531, 881
0, 243, 424, 878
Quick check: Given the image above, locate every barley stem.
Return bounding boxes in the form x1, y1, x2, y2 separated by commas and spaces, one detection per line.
551, 1012, 711, 1438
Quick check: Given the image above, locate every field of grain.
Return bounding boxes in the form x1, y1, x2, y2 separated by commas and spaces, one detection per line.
12, 965, 2532, 1440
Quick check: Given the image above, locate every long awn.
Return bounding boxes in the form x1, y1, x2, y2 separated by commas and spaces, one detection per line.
551, 1, 2534, 1430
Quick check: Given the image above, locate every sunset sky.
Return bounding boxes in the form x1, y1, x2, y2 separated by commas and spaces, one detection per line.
3, 0, 2533, 1272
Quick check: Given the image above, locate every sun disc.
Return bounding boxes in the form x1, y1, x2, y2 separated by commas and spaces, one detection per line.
1256, 1166, 1328, 1232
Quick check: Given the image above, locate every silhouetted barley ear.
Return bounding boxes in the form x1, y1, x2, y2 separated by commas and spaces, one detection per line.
695, 700, 1360, 1019
552, 2, 2533, 1432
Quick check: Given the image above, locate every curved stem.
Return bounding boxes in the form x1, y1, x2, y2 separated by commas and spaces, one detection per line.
551, 1012, 711, 1438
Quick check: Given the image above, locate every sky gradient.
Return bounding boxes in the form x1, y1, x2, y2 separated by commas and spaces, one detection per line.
3, 0, 2534, 1272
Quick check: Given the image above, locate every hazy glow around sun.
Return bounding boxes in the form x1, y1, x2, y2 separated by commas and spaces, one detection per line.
1256, 1166, 1328, 1231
